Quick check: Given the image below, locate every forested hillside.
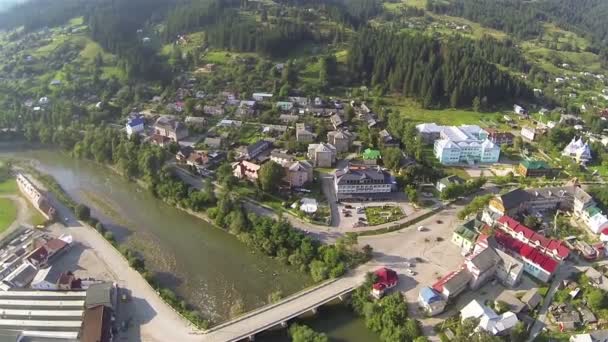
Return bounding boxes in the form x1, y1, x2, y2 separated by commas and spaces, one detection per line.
347, 29, 531, 108
0, 0, 607, 113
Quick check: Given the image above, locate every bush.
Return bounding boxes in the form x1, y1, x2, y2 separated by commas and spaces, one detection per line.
95, 222, 106, 233
75, 203, 91, 220
103, 231, 115, 242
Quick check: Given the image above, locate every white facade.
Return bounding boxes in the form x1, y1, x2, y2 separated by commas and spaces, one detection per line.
562, 137, 592, 164
521, 127, 536, 141
252, 93, 273, 101
432, 125, 500, 165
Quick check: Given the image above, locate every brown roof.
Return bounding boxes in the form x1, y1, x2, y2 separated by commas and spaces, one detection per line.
57, 272, 74, 286
81, 305, 112, 342
27, 246, 48, 264
45, 238, 67, 252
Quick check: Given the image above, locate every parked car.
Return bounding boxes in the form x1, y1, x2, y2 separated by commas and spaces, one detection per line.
417, 226, 426, 232
345, 204, 353, 209
405, 269, 416, 276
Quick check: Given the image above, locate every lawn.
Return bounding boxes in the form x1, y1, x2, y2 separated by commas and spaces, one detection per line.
385, 97, 505, 126
0, 179, 18, 195
0, 198, 17, 234
365, 205, 405, 226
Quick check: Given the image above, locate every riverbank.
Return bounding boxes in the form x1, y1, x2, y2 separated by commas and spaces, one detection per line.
6, 150, 313, 321
41, 193, 204, 342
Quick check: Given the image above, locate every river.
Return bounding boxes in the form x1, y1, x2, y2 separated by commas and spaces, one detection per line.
1, 148, 378, 341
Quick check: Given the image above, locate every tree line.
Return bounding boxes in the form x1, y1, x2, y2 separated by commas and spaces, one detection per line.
207, 15, 315, 58
426, 0, 544, 40
347, 28, 532, 109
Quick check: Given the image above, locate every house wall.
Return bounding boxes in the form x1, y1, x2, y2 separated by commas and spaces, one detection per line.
522, 262, 552, 282
313, 152, 334, 168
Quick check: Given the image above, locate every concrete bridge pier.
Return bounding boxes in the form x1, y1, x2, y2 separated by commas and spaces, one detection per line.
248, 335, 255, 341
311, 307, 318, 315
281, 321, 288, 328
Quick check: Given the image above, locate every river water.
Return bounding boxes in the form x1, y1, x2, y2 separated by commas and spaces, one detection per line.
1, 148, 378, 341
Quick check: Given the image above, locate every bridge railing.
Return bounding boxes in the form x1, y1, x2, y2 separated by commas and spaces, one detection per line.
204, 278, 341, 333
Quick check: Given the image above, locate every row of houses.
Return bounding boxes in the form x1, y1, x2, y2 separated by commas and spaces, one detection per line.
488, 184, 608, 235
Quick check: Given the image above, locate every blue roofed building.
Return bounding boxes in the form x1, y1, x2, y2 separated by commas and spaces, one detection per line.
418, 286, 446, 316
126, 116, 145, 137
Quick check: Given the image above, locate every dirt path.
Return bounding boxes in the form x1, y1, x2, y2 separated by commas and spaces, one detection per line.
0, 194, 32, 241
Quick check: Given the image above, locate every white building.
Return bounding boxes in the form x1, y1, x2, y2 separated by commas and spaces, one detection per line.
521, 127, 537, 141
432, 125, 500, 165
252, 93, 273, 101
460, 299, 519, 336
513, 104, 528, 117
126, 117, 144, 137
334, 164, 395, 200
562, 137, 592, 165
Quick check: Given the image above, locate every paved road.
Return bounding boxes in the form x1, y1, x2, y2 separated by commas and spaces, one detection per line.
45, 192, 202, 342
171, 165, 440, 242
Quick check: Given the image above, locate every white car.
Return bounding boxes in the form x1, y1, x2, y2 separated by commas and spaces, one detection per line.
406, 269, 417, 276
417, 226, 425, 232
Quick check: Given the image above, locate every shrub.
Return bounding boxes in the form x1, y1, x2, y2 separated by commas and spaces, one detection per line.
75, 203, 91, 220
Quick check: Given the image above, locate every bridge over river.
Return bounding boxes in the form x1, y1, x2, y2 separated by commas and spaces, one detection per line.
203, 267, 371, 342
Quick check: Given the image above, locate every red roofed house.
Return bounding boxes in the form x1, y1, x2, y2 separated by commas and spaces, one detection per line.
26, 246, 49, 267
493, 229, 559, 282
432, 266, 472, 300
371, 267, 398, 299
496, 215, 570, 262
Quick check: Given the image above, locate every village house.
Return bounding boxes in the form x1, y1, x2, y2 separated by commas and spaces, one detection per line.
436, 175, 465, 193
361, 148, 381, 165
513, 104, 528, 117
289, 96, 309, 107
270, 150, 295, 166
276, 101, 294, 111
371, 267, 398, 299
125, 116, 144, 137
185, 116, 206, 130
232, 160, 261, 182
237, 100, 257, 117
518, 160, 557, 178
432, 267, 471, 299
334, 164, 395, 201
485, 128, 514, 146
252, 93, 273, 101
279, 114, 299, 124
460, 299, 519, 336
285, 160, 314, 188
379, 129, 399, 147
451, 218, 484, 255
520, 126, 537, 141
330, 113, 344, 129
418, 287, 446, 316
203, 137, 223, 149
243, 140, 273, 161
203, 105, 225, 116
308, 143, 337, 167
154, 116, 189, 142
296, 123, 315, 143
562, 137, 592, 165
327, 130, 354, 153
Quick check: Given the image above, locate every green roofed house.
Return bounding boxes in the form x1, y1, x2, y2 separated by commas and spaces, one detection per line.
362, 148, 381, 165
452, 218, 486, 255
518, 159, 556, 178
